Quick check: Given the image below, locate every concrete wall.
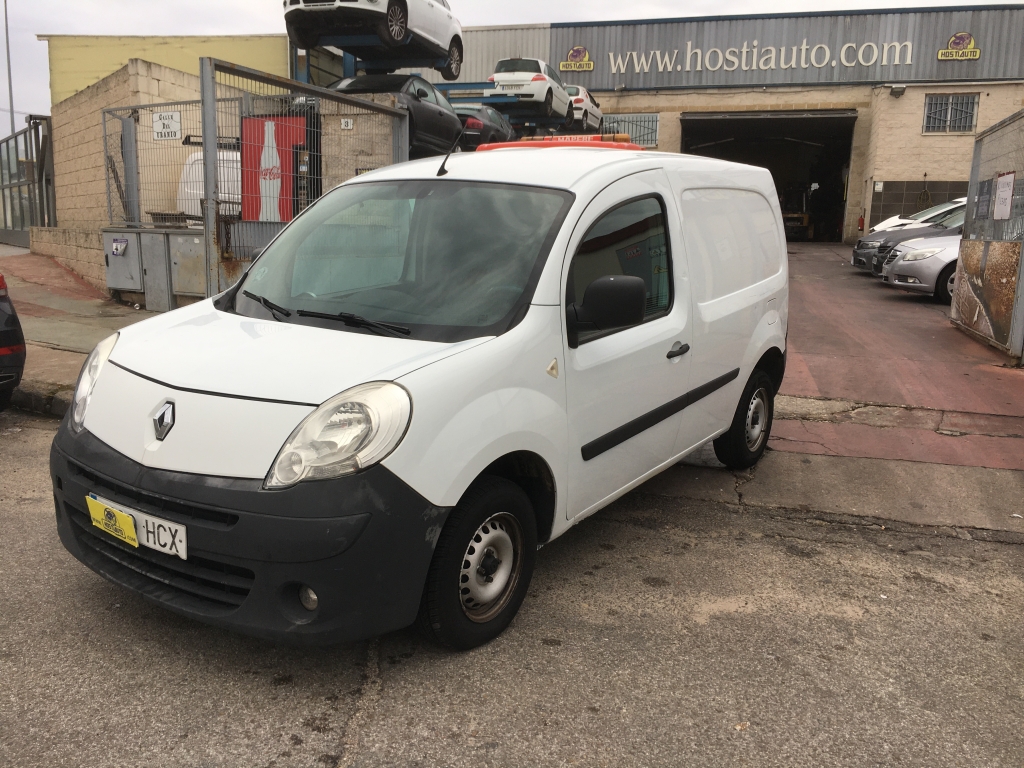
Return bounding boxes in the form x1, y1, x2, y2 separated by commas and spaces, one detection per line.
32, 60, 203, 292
39, 35, 290, 106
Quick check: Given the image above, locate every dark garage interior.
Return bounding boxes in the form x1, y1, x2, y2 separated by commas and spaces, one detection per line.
681, 110, 857, 242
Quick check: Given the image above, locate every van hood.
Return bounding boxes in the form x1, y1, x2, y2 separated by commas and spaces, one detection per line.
110, 300, 489, 405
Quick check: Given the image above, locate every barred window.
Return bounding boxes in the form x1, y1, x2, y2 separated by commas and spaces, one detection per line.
923, 94, 979, 133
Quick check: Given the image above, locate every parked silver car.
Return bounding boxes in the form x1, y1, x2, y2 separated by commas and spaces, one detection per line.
881, 233, 961, 303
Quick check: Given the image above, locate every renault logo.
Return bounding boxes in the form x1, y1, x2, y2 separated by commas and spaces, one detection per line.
154, 402, 175, 441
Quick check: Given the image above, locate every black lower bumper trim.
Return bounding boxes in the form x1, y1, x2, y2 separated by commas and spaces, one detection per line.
51, 422, 450, 645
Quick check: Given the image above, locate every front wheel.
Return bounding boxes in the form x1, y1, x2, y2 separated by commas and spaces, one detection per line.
417, 476, 537, 650
713, 370, 775, 469
440, 39, 462, 81
378, 1, 408, 47
935, 263, 957, 304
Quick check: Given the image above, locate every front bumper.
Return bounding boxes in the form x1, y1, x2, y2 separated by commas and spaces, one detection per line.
851, 247, 877, 269
882, 257, 938, 294
51, 421, 449, 645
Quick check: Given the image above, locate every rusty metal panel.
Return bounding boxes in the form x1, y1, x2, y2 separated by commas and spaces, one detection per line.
550, 8, 1024, 91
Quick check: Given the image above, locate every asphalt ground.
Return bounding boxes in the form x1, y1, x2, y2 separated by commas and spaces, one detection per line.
4, 410, 1023, 768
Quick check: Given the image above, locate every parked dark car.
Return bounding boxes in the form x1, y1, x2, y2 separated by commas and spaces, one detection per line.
454, 104, 515, 149
0, 272, 26, 412
332, 75, 463, 158
870, 209, 965, 276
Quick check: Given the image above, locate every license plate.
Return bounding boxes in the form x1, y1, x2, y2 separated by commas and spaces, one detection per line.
86, 494, 188, 560
501, 85, 523, 91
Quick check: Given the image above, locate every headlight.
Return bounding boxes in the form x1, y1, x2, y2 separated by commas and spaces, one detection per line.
265, 381, 411, 489
70, 333, 118, 434
862, 240, 882, 248
902, 248, 943, 262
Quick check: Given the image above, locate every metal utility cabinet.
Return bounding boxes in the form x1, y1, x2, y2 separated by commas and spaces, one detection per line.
102, 227, 207, 312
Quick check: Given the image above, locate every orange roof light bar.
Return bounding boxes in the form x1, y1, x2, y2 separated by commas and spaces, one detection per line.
477, 135, 645, 152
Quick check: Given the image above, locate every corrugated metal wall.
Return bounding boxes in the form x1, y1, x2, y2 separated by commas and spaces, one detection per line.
401, 25, 552, 84
549, 8, 1024, 91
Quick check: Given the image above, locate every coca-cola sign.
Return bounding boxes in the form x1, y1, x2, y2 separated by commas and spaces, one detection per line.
241, 116, 307, 223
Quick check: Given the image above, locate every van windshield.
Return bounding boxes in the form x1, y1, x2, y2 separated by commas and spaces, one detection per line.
232, 180, 574, 343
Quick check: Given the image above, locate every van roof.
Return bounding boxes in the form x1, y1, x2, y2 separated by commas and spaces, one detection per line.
348, 147, 772, 193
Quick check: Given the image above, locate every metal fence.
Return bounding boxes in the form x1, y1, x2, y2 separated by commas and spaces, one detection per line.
101, 59, 409, 300
0, 117, 56, 247
601, 113, 660, 148
955, 108, 1024, 360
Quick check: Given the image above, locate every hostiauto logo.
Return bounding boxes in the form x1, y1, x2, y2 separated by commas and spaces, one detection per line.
560, 46, 595, 72
938, 32, 981, 61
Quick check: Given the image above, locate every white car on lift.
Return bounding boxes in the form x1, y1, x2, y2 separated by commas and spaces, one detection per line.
485, 58, 573, 126
284, 0, 464, 81
565, 86, 603, 132
53, 144, 788, 651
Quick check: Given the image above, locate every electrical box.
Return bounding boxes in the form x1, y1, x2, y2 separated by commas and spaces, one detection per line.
102, 230, 143, 292
169, 233, 207, 297
140, 232, 175, 312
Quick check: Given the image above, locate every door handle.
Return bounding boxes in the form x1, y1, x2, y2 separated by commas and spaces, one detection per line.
667, 343, 690, 360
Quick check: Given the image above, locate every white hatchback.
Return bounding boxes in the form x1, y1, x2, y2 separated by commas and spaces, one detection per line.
53, 145, 789, 650
284, 0, 464, 81
486, 58, 573, 125
565, 86, 603, 132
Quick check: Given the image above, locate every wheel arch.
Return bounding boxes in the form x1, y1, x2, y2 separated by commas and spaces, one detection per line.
471, 451, 557, 545
754, 346, 786, 395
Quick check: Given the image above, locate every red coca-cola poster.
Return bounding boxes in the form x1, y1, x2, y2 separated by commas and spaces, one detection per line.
241, 116, 307, 222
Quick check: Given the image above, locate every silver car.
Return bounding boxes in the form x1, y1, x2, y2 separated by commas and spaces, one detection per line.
881, 233, 961, 304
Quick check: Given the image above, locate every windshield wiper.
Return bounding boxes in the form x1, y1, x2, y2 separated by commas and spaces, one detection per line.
296, 310, 411, 338
242, 290, 292, 321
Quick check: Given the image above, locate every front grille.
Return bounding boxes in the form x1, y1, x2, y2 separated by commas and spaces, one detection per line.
64, 497, 254, 612
66, 460, 238, 529
884, 252, 899, 265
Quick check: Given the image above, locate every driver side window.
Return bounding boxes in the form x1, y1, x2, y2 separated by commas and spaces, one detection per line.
567, 196, 673, 344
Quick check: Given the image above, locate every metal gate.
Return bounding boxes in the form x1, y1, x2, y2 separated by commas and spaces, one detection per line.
601, 114, 660, 148
0, 117, 56, 247
101, 59, 409, 303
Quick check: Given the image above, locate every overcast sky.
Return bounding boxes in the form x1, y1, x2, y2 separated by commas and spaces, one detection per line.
4, 0, 1020, 119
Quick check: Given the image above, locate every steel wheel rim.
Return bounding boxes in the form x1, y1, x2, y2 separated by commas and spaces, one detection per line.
745, 387, 769, 452
459, 512, 523, 624
388, 6, 406, 40
449, 45, 461, 76
947, 271, 956, 296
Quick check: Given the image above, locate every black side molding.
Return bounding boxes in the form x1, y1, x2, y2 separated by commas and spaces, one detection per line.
581, 368, 740, 462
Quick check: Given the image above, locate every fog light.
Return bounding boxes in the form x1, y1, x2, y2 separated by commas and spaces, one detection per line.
299, 585, 319, 611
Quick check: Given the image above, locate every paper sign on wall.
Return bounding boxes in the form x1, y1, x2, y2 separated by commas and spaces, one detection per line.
153, 111, 182, 141
993, 171, 1015, 220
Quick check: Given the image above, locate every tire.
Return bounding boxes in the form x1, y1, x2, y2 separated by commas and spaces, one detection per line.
542, 90, 554, 118
378, 1, 408, 47
417, 476, 537, 650
0, 387, 11, 413
563, 106, 574, 129
582, 112, 589, 132
440, 39, 462, 81
935, 263, 957, 304
713, 369, 775, 470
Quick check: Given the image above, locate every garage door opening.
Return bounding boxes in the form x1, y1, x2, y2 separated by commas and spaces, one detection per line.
681, 110, 856, 242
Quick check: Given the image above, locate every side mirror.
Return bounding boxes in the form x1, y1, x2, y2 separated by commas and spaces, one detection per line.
568, 275, 646, 347
416, 88, 429, 99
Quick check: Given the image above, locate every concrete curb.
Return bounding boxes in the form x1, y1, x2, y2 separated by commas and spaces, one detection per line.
11, 379, 73, 419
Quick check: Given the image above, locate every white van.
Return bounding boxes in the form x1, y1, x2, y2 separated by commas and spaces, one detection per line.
52, 145, 789, 650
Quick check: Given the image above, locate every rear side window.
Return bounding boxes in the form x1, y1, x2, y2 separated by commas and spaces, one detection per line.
680, 189, 782, 302
568, 196, 672, 342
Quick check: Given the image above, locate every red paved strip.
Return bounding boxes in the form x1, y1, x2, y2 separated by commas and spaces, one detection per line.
0, 253, 107, 301
6, 300, 62, 318
781, 245, 1024, 417
770, 419, 1024, 471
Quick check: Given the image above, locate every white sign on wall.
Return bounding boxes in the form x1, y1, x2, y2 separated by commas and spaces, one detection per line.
993, 171, 1015, 221
153, 111, 182, 141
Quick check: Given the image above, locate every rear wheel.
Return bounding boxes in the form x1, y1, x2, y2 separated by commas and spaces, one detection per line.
378, 1, 408, 47
440, 39, 462, 81
0, 387, 11, 413
542, 90, 554, 118
935, 263, 957, 304
563, 106, 574, 129
417, 476, 537, 650
582, 112, 589, 132
713, 370, 775, 469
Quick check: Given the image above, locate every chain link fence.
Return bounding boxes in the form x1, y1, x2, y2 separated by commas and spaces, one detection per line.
954, 108, 1024, 359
